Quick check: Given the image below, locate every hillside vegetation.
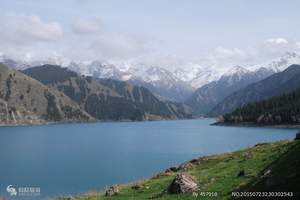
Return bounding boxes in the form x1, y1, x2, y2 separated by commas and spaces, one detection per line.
57, 140, 300, 200
218, 88, 300, 126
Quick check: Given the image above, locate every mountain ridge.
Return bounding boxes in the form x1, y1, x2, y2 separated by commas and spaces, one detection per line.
3, 51, 300, 103
210, 64, 300, 116
0, 63, 93, 125
23, 65, 193, 121
185, 65, 275, 114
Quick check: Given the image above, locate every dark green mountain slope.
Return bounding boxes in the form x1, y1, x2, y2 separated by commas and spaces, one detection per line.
210, 65, 300, 116
242, 140, 300, 197
0, 63, 93, 125
23, 65, 192, 121
216, 87, 300, 125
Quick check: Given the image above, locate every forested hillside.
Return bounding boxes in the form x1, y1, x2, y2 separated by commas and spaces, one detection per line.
219, 88, 300, 125
210, 64, 300, 116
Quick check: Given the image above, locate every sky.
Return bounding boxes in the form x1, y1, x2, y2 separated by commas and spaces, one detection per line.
1, 0, 300, 69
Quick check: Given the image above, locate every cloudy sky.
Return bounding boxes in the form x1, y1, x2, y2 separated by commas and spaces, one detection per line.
1, 0, 300, 69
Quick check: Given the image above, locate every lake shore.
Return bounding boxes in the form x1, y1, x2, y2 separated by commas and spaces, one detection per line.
57, 139, 300, 200
0, 117, 198, 128
211, 121, 300, 129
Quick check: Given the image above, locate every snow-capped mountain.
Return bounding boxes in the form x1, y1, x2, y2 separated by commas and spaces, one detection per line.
172, 65, 222, 88
185, 65, 275, 114
250, 52, 300, 72
184, 52, 300, 115
0, 53, 71, 69
1, 51, 300, 104
132, 66, 182, 85
126, 66, 194, 102
220, 66, 252, 86
85, 61, 125, 80
67, 62, 194, 102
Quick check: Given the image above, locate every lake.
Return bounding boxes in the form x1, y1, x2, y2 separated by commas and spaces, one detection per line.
0, 119, 297, 199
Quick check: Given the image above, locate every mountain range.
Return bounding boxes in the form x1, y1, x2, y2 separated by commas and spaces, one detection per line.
22, 65, 193, 121
1, 51, 300, 119
210, 64, 300, 116
185, 66, 275, 114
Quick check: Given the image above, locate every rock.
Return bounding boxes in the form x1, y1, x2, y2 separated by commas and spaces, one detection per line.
105, 185, 120, 197
165, 166, 178, 173
295, 131, 300, 140
177, 162, 193, 171
167, 172, 199, 194
152, 171, 173, 179
237, 170, 245, 177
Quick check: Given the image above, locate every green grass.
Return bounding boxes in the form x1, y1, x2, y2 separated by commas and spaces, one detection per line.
57, 140, 299, 200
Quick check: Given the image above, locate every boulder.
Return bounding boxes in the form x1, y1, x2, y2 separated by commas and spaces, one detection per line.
105, 185, 120, 197
167, 172, 199, 194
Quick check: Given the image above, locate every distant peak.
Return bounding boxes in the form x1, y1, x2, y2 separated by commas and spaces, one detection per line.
224, 66, 249, 76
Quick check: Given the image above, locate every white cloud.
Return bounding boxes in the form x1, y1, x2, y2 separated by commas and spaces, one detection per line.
72, 18, 102, 34
265, 38, 288, 45
0, 14, 65, 62
0, 14, 63, 44
88, 32, 151, 60
200, 38, 300, 69
213, 46, 246, 59
259, 37, 298, 59
0, 13, 299, 71
0, 14, 153, 62
297, 42, 300, 49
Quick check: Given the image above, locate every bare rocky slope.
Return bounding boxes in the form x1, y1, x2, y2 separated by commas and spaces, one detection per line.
0, 63, 93, 125
23, 65, 193, 121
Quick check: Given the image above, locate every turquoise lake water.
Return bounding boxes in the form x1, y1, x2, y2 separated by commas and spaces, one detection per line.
0, 119, 297, 199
